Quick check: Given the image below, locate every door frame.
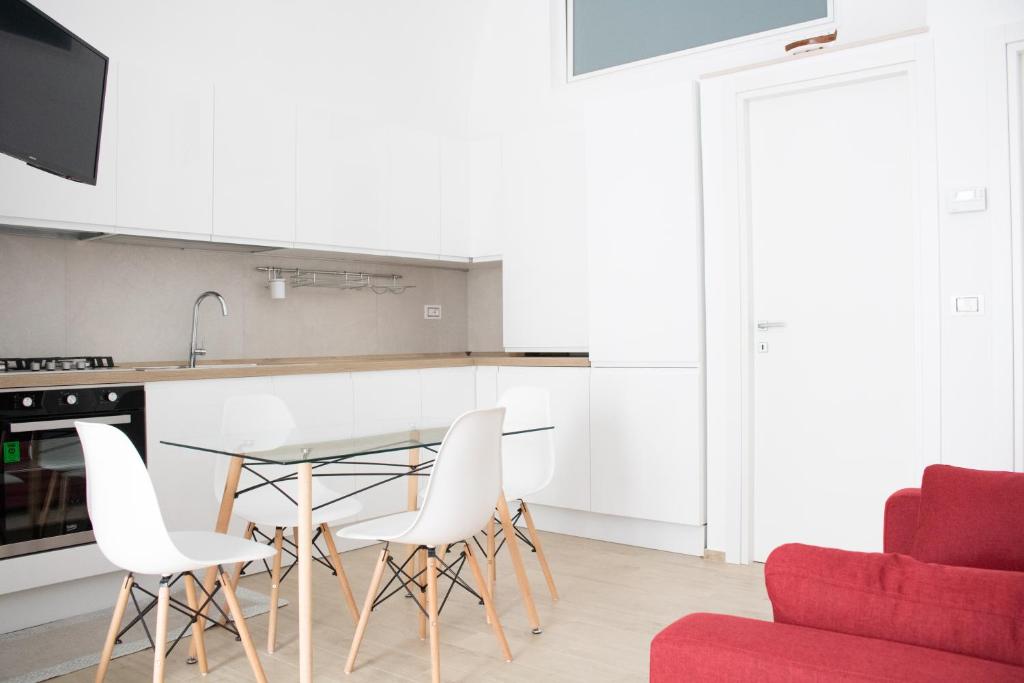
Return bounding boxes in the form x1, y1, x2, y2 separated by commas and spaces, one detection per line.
700, 35, 941, 563
989, 22, 1024, 474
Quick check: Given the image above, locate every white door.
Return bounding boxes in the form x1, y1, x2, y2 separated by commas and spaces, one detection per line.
747, 63, 936, 561
701, 37, 940, 563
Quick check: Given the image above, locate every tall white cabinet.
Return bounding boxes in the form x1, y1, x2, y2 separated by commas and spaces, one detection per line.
584, 83, 703, 366
501, 110, 589, 352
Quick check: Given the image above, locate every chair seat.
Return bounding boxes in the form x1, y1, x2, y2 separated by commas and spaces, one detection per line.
233, 493, 362, 529
337, 511, 418, 542
158, 531, 278, 574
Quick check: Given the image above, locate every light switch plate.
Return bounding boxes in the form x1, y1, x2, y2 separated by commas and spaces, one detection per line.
947, 187, 987, 213
424, 305, 442, 320
952, 296, 983, 314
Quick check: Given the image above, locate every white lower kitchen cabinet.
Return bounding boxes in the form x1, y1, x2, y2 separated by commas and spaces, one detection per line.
590, 367, 704, 526
493, 366, 591, 512
145, 377, 274, 535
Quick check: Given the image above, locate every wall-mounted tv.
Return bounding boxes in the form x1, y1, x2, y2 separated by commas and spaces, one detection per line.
0, 0, 109, 185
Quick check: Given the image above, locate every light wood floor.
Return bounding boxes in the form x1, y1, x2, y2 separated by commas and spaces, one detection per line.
55, 532, 770, 682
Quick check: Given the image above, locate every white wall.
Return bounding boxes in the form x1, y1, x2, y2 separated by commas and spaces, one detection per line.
461, 0, 1024, 555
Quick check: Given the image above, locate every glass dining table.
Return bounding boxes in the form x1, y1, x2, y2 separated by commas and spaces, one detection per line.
162, 422, 553, 683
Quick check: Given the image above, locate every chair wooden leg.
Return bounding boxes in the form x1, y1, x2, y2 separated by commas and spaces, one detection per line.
57, 474, 70, 532
496, 494, 542, 633
416, 547, 427, 641
520, 502, 559, 601
426, 550, 441, 683
231, 522, 257, 588
267, 528, 284, 653
38, 470, 58, 531
320, 523, 360, 624
486, 516, 496, 597
152, 577, 171, 683
219, 568, 268, 683
346, 548, 390, 674
95, 574, 133, 683
464, 544, 512, 662
182, 573, 208, 674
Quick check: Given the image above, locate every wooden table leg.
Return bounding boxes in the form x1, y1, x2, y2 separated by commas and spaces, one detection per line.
496, 493, 542, 633
407, 432, 426, 639
190, 455, 243, 660
297, 462, 313, 683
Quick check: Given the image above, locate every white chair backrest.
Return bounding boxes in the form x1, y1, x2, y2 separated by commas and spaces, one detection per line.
406, 407, 506, 545
497, 387, 555, 498
214, 394, 297, 502
76, 421, 191, 575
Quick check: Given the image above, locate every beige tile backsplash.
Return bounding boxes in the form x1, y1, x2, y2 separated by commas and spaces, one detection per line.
0, 233, 503, 362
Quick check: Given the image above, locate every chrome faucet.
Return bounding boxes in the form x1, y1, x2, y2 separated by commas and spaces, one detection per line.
188, 291, 229, 368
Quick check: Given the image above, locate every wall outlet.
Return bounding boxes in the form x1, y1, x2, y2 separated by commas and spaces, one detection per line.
424, 305, 442, 320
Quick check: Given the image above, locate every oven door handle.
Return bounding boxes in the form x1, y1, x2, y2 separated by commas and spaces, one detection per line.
9, 414, 132, 433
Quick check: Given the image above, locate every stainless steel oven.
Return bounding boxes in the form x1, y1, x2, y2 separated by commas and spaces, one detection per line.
0, 385, 145, 559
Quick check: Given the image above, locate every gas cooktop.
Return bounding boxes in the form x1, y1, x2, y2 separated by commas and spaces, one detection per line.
0, 356, 115, 373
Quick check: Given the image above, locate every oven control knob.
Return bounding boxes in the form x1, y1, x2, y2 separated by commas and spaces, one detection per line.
64, 393, 78, 406
20, 396, 33, 408
105, 391, 118, 403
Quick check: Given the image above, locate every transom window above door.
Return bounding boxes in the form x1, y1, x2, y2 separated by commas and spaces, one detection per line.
569, 0, 831, 78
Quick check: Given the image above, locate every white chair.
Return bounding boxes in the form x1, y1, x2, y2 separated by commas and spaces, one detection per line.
218, 394, 362, 653
75, 420, 274, 683
338, 407, 512, 683
490, 386, 559, 601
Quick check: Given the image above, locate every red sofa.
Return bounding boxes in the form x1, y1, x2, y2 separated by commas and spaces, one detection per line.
651, 465, 1024, 681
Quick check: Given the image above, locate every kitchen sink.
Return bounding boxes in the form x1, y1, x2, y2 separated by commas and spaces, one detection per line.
135, 363, 260, 371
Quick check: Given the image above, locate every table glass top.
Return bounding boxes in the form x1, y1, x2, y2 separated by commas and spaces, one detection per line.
161, 424, 553, 465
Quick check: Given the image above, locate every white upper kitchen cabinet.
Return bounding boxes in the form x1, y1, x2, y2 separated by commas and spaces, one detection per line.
385, 128, 441, 256
212, 85, 296, 245
585, 84, 703, 366
468, 137, 503, 259
495, 366, 591, 512
116, 60, 213, 239
439, 137, 472, 259
295, 103, 388, 252
502, 108, 588, 351
590, 368, 704, 526
0, 63, 117, 228
440, 136, 503, 260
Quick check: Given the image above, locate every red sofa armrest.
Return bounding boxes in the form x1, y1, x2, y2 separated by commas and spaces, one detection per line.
884, 487, 920, 554
765, 543, 1024, 667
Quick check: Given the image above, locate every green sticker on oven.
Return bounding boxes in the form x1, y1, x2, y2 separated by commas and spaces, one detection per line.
3, 441, 19, 464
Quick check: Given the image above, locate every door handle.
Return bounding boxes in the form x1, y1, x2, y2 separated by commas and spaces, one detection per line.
756, 321, 786, 330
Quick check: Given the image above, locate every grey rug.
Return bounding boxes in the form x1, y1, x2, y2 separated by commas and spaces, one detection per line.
0, 585, 286, 683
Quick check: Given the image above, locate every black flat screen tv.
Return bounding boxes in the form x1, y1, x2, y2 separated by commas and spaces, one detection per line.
0, 0, 109, 185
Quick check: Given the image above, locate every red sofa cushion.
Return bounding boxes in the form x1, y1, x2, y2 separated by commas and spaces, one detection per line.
651, 613, 1024, 682
883, 487, 920, 554
765, 543, 1024, 667
912, 464, 1024, 571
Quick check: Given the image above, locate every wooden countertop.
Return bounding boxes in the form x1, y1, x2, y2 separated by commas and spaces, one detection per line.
0, 353, 590, 390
